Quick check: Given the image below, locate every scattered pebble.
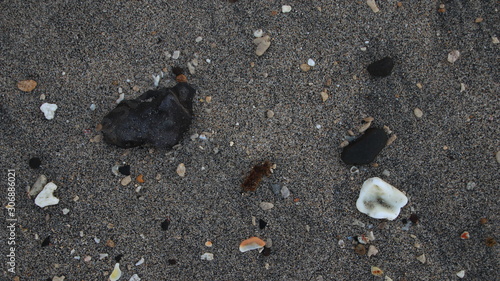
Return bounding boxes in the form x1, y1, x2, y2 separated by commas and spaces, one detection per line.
239, 237, 266, 252
382, 169, 390, 177
358, 121, 372, 133
172, 50, 180, 59
456, 270, 465, 278
266, 110, 274, 118
367, 245, 379, 257
495, 151, 500, 163
307, 58, 316, 67
265, 238, 272, 248
492, 36, 499, 44
341, 128, 388, 165
259, 202, 274, 210
355, 244, 366, 255
35, 182, 59, 207
118, 165, 131, 176
129, 274, 141, 281
176, 163, 186, 177
447, 50, 460, 63
254, 35, 271, 56
356, 177, 408, 220
62, 208, 70, 215
271, 184, 281, 195
17, 79, 37, 92
205, 241, 213, 247
366, 0, 380, 13
205, 96, 212, 103
106, 239, 116, 247
99, 254, 108, 260
40, 103, 58, 120
438, 4, 445, 13
152, 74, 160, 87
259, 219, 267, 229
367, 57, 394, 77
53, 276, 65, 281
485, 237, 496, 247
121, 176, 132, 186
414, 108, 423, 118
300, 63, 311, 72
195, 36, 203, 42
135, 257, 145, 266
338, 240, 345, 248
282, 5, 292, 13
116, 93, 125, 103
371, 266, 384, 277
253, 29, 263, 38
109, 263, 122, 281
320, 90, 328, 102
136, 174, 145, 183
460, 231, 470, 239
29, 157, 42, 169
161, 218, 170, 230
416, 253, 426, 263
460, 83, 466, 92
386, 134, 397, 146
84, 256, 92, 262
280, 186, 290, 199
29, 174, 47, 196
416, 82, 423, 89
466, 181, 476, 190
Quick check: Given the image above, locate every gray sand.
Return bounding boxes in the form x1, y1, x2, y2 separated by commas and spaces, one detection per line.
1, 0, 499, 280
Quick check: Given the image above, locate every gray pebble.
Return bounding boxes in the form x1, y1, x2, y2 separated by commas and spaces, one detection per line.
280, 186, 290, 199
266, 110, 274, 118
271, 184, 281, 195
466, 181, 476, 190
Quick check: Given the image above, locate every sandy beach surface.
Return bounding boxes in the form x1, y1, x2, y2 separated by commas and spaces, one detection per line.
1, 1, 499, 280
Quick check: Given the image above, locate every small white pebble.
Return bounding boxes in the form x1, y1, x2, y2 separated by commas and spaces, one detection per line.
195, 36, 203, 42
94, 237, 100, 243
253, 29, 264, 38
466, 181, 476, 190
206, 58, 211, 63
456, 270, 465, 278
116, 93, 125, 104
90, 104, 96, 111
382, 169, 391, 177
84, 256, 92, 262
126, 79, 131, 83
172, 50, 181, 59
414, 108, 423, 118
62, 208, 70, 215
338, 240, 345, 248
70, 249, 75, 255
316, 124, 322, 129
492, 36, 499, 44
200, 253, 214, 261
99, 253, 108, 259
282, 5, 292, 13
229, 141, 234, 146
152, 74, 160, 87
74, 256, 80, 260
280, 186, 290, 198
259, 202, 274, 210
307, 58, 316, 67
39, 94, 46, 100
62, 71, 66, 75
360, 46, 367, 51
40, 103, 58, 120
135, 257, 145, 266
118, 87, 123, 94
79, 231, 84, 237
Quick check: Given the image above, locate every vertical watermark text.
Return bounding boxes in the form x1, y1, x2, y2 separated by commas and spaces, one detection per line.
6, 169, 17, 274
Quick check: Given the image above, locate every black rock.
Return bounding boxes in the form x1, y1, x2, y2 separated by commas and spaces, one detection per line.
41, 236, 50, 247
259, 219, 267, 230
115, 254, 124, 262
29, 157, 41, 169
118, 165, 131, 176
101, 82, 196, 148
341, 128, 388, 165
367, 57, 394, 77
168, 259, 177, 265
161, 218, 171, 230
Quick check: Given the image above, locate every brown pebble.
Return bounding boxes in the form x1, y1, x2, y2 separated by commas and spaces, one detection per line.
176, 74, 187, 83
485, 237, 496, 247
300, 63, 311, 72
17, 80, 37, 92
355, 244, 366, 255
96, 123, 103, 131
479, 218, 488, 225
132, 85, 140, 92
325, 78, 332, 86
475, 17, 483, 23
106, 239, 115, 247
397, 2, 403, 7
386, 134, 397, 146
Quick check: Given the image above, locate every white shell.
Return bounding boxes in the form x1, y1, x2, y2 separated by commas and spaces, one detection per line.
200, 253, 214, 261
356, 177, 408, 220
40, 103, 58, 120
35, 182, 59, 207
109, 263, 122, 281
282, 5, 292, 13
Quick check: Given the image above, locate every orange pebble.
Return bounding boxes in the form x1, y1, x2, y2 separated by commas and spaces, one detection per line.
136, 174, 145, 183
176, 74, 187, 83
460, 231, 470, 239
293, 198, 300, 202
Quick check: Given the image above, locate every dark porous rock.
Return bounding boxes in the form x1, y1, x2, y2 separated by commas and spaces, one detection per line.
341, 128, 388, 165
367, 57, 394, 77
101, 82, 195, 149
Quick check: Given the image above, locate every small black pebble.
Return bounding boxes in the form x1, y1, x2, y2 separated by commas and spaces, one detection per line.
367, 57, 395, 77
29, 157, 42, 169
118, 165, 131, 176
161, 218, 171, 230
172, 66, 184, 76
341, 128, 388, 165
402, 218, 408, 224
115, 254, 123, 262
409, 213, 419, 224
41, 236, 50, 247
262, 247, 271, 256
168, 259, 177, 265
259, 219, 267, 230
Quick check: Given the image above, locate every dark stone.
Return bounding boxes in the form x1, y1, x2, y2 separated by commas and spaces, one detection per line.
340, 128, 388, 165
29, 157, 41, 169
168, 259, 177, 265
118, 165, 131, 176
115, 254, 123, 262
367, 57, 394, 77
101, 82, 196, 149
41, 236, 50, 247
409, 214, 419, 224
259, 219, 267, 230
262, 247, 271, 256
161, 218, 171, 230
